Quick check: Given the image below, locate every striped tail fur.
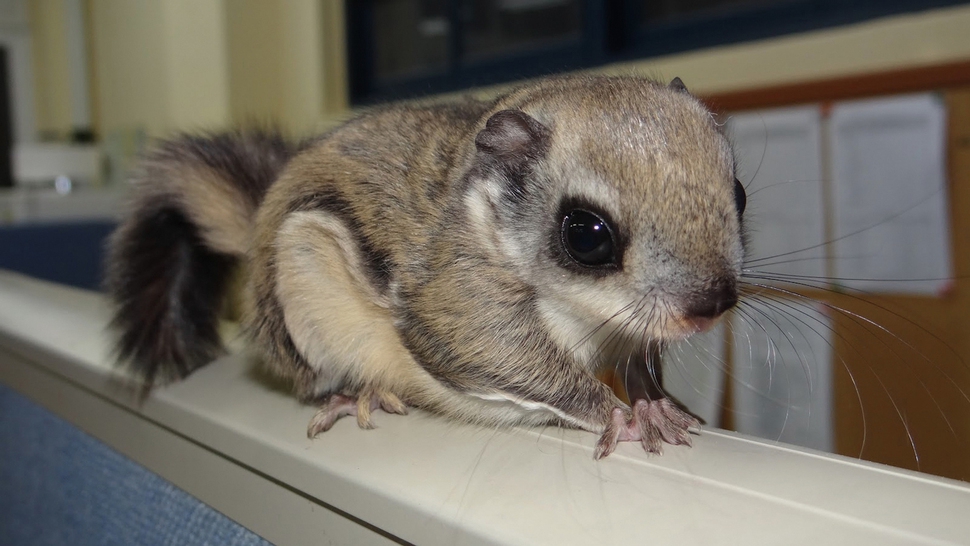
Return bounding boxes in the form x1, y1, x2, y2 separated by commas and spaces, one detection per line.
106, 130, 297, 392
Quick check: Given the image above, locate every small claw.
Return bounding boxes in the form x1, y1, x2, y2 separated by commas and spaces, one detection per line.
307, 394, 357, 438
378, 392, 409, 415
594, 408, 628, 459
356, 388, 410, 429
356, 395, 376, 430
634, 398, 700, 451
307, 389, 410, 437
637, 409, 664, 455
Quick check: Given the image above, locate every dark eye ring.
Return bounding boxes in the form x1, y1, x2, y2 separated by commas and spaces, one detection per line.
561, 209, 616, 267
734, 178, 747, 217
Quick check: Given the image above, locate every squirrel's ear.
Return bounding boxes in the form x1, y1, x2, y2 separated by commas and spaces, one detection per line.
475, 109, 550, 169
669, 77, 689, 94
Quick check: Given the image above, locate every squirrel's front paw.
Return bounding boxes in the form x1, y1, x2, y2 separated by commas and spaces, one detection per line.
307, 390, 409, 438
593, 398, 700, 459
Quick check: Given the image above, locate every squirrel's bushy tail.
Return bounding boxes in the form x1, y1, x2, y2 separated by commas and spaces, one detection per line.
106, 131, 296, 391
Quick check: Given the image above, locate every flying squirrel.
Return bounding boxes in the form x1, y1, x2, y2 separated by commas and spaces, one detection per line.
107, 74, 746, 458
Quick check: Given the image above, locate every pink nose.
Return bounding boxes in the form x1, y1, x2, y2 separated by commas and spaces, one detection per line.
686, 316, 718, 334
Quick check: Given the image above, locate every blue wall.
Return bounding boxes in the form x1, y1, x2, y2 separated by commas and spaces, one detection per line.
0, 221, 115, 290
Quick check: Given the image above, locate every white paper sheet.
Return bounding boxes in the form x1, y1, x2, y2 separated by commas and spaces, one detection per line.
829, 93, 952, 295
726, 107, 826, 284
730, 298, 833, 452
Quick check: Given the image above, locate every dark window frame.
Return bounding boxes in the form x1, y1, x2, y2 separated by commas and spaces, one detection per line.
346, 0, 969, 105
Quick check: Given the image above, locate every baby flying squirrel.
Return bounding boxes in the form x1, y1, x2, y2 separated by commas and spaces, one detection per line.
107, 75, 746, 458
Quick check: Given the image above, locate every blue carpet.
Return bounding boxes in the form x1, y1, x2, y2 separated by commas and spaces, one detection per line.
0, 383, 270, 546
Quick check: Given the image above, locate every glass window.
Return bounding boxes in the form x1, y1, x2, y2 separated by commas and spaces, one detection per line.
348, 0, 970, 104
463, 0, 582, 62
373, 0, 450, 82
641, 0, 791, 25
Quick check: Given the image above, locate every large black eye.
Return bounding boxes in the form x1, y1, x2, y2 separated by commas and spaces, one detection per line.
733, 178, 746, 217
561, 210, 616, 266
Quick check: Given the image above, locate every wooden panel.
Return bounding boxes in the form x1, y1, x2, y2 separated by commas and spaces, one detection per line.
825, 88, 970, 481
784, 90, 970, 481
825, 287, 970, 480
703, 60, 970, 112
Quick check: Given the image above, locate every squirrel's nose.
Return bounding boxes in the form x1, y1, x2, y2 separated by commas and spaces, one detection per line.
683, 280, 738, 319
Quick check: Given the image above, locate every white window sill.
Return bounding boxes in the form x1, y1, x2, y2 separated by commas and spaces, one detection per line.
0, 269, 967, 545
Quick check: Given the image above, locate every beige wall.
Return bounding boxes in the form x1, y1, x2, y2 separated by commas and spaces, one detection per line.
87, 0, 171, 137
320, 0, 348, 117
226, 0, 285, 126
159, 0, 231, 131
88, 0, 229, 137
226, 0, 347, 135
29, 0, 345, 140
27, 0, 71, 139
25, 1, 970, 140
